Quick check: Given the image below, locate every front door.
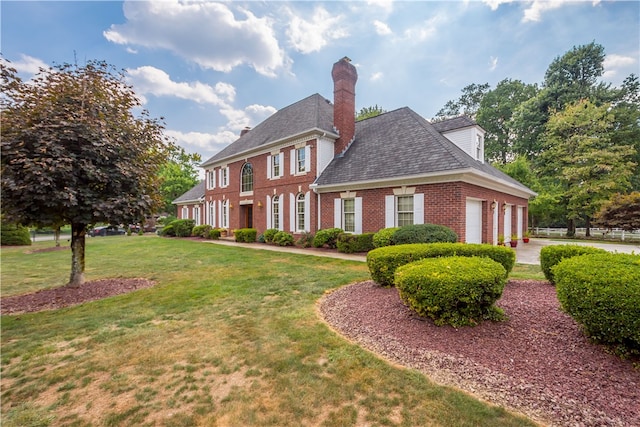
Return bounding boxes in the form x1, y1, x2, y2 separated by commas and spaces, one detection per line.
243, 205, 253, 228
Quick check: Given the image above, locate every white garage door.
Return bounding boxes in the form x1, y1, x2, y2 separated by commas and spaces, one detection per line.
465, 199, 483, 244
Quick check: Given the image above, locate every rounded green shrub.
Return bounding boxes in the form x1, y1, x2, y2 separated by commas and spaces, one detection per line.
396, 256, 507, 327
372, 227, 399, 248
367, 242, 516, 287
160, 224, 175, 237
234, 228, 257, 243
554, 253, 640, 355
191, 224, 212, 238
1, 222, 32, 246
391, 224, 458, 245
263, 228, 278, 244
312, 228, 343, 249
165, 219, 195, 237
540, 244, 607, 283
208, 228, 221, 240
336, 233, 375, 254
273, 231, 294, 246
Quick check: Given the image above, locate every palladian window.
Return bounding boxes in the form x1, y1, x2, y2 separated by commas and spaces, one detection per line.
241, 163, 253, 193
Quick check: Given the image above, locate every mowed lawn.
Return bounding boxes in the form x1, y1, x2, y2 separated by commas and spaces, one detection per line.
1, 236, 537, 427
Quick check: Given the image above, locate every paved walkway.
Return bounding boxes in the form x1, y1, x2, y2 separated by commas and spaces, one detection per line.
204, 238, 639, 265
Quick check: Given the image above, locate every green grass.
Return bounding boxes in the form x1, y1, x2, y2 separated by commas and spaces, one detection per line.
1, 236, 538, 426
509, 263, 544, 280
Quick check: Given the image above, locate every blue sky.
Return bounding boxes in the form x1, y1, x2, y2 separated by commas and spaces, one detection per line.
2, 1, 639, 165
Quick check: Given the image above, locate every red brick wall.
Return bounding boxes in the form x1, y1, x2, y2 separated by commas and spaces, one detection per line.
319, 182, 529, 244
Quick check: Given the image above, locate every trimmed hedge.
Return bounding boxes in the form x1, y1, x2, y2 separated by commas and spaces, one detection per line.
161, 219, 195, 237
234, 228, 257, 243
372, 227, 399, 248
336, 233, 375, 254
263, 228, 278, 244
191, 224, 212, 238
395, 256, 507, 327
367, 242, 516, 287
273, 231, 294, 246
554, 253, 640, 355
391, 224, 458, 245
1, 222, 32, 246
540, 244, 607, 283
208, 228, 221, 240
312, 228, 343, 249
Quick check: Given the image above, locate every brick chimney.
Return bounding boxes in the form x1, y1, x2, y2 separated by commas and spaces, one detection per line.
332, 57, 358, 156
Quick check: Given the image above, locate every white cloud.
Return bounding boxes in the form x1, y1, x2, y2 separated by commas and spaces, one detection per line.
165, 129, 237, 151
489, 56, 498, 71
127, 66, 235, 106
367, 0, 394, 14
482, 0, 514, 11
522, 0, 601, 23
373, 20, 392, 36
285, 6, 349, 54
104, 1, 289, 77
220, 104, 277, 132
370, 72, 384, 82
403, 15, 444, 42
4, 54, 49, 76
603, 54, 637, 80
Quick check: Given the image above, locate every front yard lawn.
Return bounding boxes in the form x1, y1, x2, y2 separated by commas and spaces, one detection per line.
1, 236, 535, 426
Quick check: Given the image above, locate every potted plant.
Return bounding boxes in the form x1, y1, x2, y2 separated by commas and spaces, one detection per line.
523, 231, 530, 243
509, 234, 518, 247
497, 234, 505, 246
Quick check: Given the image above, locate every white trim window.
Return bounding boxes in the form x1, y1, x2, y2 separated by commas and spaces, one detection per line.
296, 193, 305, 232
267, 153, 284, 179
207, 169, 216, 189
272, 195, 281, 230
290, 146, 311, 175
385, 193, 424, 228
181, 206, 188, 220
218, 167, 229, 188
208, 201, 216, 227
222, 200, 229, 229
241, 163, 253, 193
334, 197, 363, 234
193, 206, 201, 226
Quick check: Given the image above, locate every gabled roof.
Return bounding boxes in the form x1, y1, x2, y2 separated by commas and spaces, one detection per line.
432, 115, 477, 133
201, 93, 335, 167
313, 108, 534, 196
172, 180, 205, 204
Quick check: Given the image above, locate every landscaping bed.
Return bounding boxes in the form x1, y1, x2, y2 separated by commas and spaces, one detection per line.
319, 279, 640, 427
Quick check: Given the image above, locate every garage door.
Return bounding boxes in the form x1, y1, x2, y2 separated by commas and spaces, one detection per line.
465, 199, 483, 244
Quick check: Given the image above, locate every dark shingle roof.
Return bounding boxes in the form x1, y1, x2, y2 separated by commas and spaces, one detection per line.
172, 180, 205, 204
432, 115, 476, 133
201, 93, 335, 166
314, 108, 533, 194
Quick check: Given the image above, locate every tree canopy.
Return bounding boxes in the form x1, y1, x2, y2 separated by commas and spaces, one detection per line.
1, 60, 174, 285
158, 146, 202, 216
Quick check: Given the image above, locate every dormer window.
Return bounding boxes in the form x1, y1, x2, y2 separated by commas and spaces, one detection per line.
476, 135, 483, 161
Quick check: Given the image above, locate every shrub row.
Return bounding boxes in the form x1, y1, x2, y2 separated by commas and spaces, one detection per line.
367, 243, 516, 286
160, 219, 195, 237
396, 256, 507, 327
554, 253, 640, 356
191, 224, 212, 238
1, 222, 31, 246
540, 244, 607, 283
372, 224, 458, 247
372, 227, 399, 248
313, 228, 343, 249
336, 233, 375, 254
234, 228, 257, 243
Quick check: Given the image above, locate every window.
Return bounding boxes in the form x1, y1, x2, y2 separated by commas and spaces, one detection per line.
296, 193, 305, 231
193, 206, 200, 226
209, 202, 215, 227
207, 169, 215, 189
476, 135, 482, 160
182, 206, 188, 220
296, 147, 306, 173
342, 198, 355, 233
397, 195, 414, 227
220, 167, 228, 187
272, 155, 280, 177
222, 200, 228, 228
272, 195, 280, 230
241, 163, 253, 193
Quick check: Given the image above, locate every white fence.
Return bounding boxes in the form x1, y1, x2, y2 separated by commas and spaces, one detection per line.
533, 227, 640, 242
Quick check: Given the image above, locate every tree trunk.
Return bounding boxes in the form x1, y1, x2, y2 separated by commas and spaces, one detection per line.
68, 223, 86, 287
55, 226, 61, 247
566, 219, 576, 237
585, 217, 591, 237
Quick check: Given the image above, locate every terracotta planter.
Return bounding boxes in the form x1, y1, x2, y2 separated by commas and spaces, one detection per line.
523, 238, 530, 243
509, 241, 518, 248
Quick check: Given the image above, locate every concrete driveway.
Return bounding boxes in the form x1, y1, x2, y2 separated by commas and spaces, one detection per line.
514, 238, 639, 265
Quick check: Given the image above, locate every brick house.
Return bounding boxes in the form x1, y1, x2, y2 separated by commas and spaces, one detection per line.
173, 180, 205, 226
175, 57, 535, 244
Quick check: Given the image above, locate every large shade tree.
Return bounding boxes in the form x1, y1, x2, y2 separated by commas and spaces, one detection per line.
1, 60, 173, 286
158, 146, 201, 216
